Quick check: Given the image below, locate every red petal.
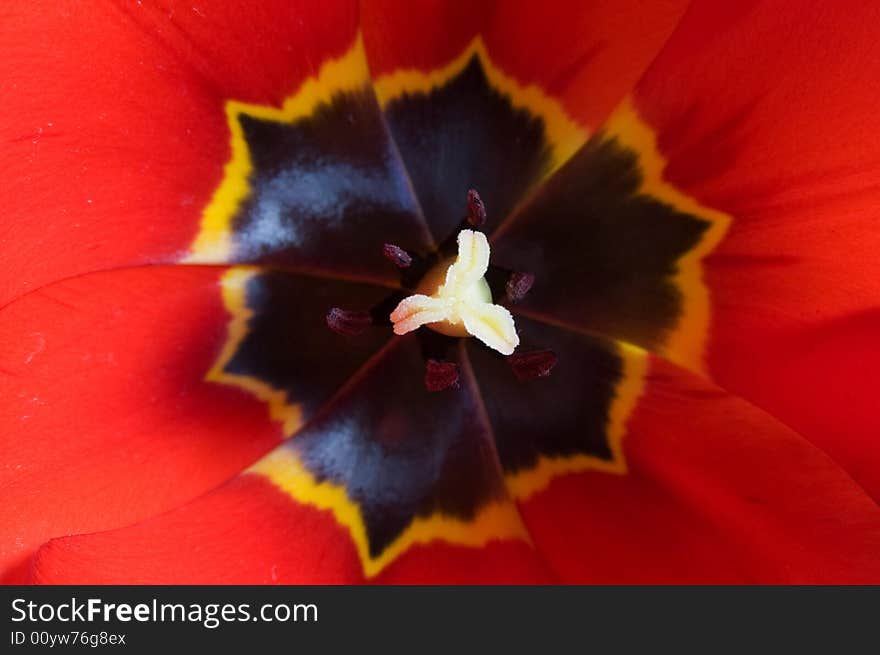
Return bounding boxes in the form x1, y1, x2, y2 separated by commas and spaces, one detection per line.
372, 541, 556, 584
631, 1, 880, 498
31, 471, 554, 585
32, 474, 363, 584
118, 0, 359, 107
518, 355, 880, 583
706, 310, 880, 501
363, 0, 690, 128
363, 0, 488, 79
0, 0, 358, 306
0, 266, 282, 582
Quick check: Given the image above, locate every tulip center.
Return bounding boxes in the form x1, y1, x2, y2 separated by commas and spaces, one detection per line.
326, 190, 553, 390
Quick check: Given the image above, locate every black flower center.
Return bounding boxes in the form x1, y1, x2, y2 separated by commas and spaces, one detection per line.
195, 42, 723, 571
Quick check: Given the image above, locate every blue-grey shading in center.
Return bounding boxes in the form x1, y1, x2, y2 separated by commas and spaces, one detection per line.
288, 339, 507, 558
382, 56, 554, 241
230, 87, 432, 281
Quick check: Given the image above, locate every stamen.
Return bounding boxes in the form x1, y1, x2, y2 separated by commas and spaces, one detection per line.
424, 359, 460, 392
507, 349, 558, 381
382, 243, 413, 268
466, 189, 486, 227
506, 272, 535, 303
326, 307, 372, 336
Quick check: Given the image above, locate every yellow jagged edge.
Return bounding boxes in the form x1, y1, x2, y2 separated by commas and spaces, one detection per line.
248, 448, 530, 578
504, 342, 649, 499
372, 37, 589, 179
603, 98, 732, 375
186, 34, 372, 263
208, 267, 303, 436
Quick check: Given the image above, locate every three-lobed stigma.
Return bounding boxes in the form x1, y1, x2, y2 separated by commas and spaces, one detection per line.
390, 229, 520, 355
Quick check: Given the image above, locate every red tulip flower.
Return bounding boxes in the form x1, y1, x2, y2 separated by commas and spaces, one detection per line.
2, 0, 879, 584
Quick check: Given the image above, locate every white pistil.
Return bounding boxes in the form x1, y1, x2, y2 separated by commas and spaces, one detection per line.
390, 230, 520, 355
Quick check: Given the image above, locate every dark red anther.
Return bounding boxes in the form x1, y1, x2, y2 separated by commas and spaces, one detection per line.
326, 307, 372, 336
424, 359, 460, 392
507, 349, 558, 381
466, 188, 486, 227
382, 243, 413, 268
506, 271, 535, 303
